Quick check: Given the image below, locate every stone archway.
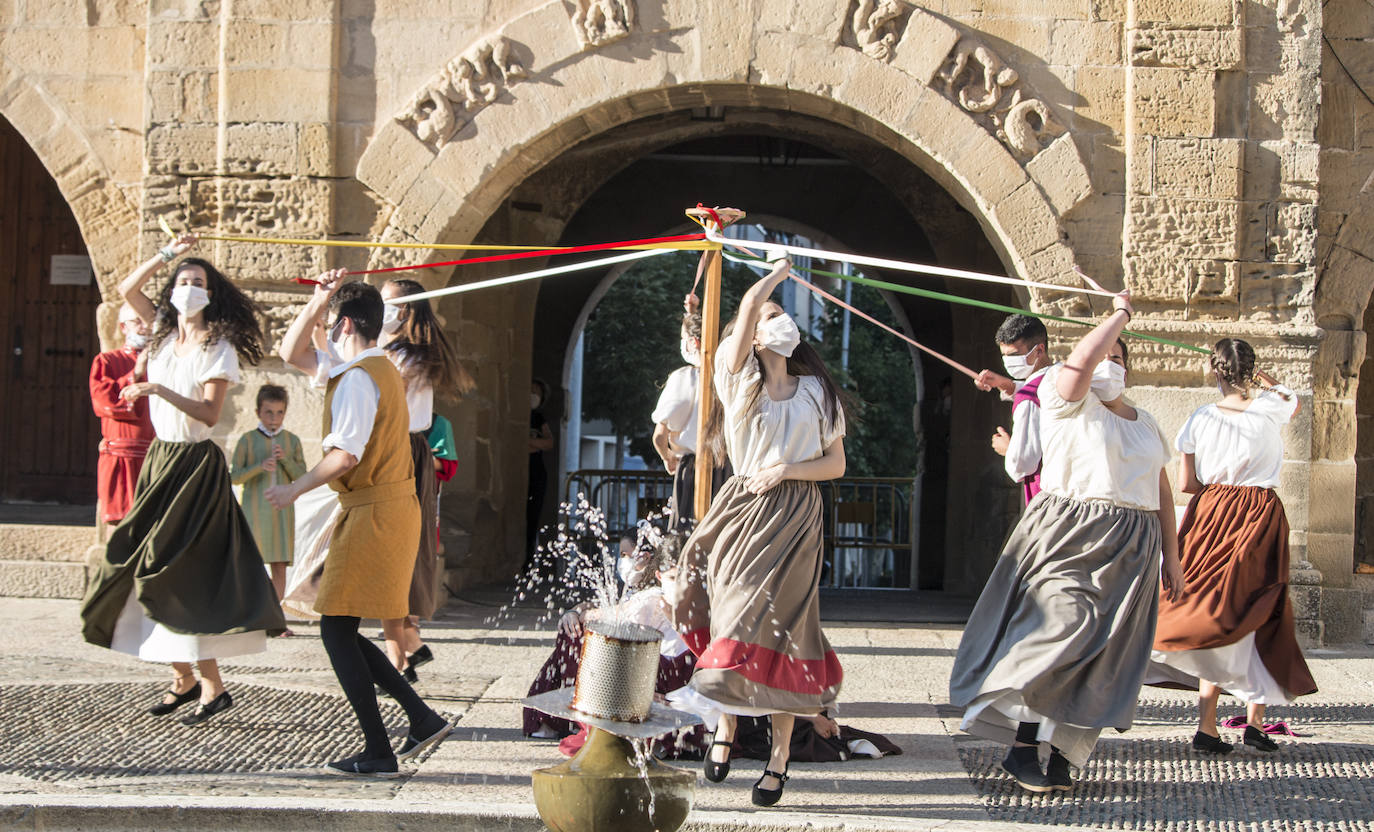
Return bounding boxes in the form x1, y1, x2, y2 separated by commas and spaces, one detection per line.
0, 67, 140, 344
355, 0, 1096, 584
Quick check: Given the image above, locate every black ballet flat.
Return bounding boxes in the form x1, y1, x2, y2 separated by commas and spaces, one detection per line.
324, 752, 400, 778
180, 691, 233, 726
703, 739, 732, 783
751, 768, 789, 807
148, 682, 201, 717
397, 719, 453, 762
407, 644, 434, 668
1192, 730, 1234, 754
403, 663, 418, 684
1243, 725, 1278, 753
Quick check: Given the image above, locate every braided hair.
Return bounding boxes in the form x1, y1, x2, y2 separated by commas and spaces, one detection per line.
1210, 338, 1256, 397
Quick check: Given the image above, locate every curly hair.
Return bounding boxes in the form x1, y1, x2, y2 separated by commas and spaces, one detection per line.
994, 313, 1048, 348
1211, 338, 1256, 396
383, 279, 476, 397
149, 258, 265, 365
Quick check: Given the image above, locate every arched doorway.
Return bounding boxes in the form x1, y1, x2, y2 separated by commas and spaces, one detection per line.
0, 114, 101, 505
510, 126, 1022, 597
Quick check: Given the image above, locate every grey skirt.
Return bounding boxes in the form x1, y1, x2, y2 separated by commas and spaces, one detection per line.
948, 491, 1162, 766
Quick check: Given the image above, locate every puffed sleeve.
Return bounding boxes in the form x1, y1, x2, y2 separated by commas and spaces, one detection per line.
198, 339, 241, 385
712, 334, 760, 413
651, 367, 696, 432
1036, 365, 1089, 420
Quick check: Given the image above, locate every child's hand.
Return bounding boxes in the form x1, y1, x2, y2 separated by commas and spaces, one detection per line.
272, 444, 285, 460
261, 457, 278, 473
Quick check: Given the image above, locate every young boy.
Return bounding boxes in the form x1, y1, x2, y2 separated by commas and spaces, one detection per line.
232, 385, 307, 616
973, 314, 1054, 505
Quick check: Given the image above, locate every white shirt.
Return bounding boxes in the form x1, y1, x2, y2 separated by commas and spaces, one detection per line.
1038, 365, 1172, 511
595, 587, 689, 658
319, 347, 383, 461
388, 351, 434, 433
147, 338, 240, 442
1004, 365, 1050, 484
1175, 386, 1298, 489
714, 336, 845, 478
651, 365, 699, 455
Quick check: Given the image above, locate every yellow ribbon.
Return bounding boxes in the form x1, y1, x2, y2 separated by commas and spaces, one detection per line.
157, 225, 713, 252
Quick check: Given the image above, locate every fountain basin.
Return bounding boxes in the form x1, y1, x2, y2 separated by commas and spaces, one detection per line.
532, 728, 695, 832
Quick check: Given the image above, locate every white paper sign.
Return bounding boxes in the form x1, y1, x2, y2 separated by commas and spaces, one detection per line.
50, 254, 93, 286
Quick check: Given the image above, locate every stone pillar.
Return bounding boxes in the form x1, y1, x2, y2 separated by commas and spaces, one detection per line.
1125, 0, 1333, 643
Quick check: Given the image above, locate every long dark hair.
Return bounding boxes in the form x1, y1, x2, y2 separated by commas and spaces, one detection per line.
700, 315, 852, 461
149, 257, 265, 365
383, 278, 476, 396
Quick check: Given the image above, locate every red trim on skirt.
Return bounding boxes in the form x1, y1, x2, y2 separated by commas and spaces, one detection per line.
697, 636, 843, 696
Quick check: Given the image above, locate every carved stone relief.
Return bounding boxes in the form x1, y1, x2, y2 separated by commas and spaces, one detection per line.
848, 0, 913, 62
395, 35, 528, 149
936, 37, 1064, 159
570, 0, 636, 49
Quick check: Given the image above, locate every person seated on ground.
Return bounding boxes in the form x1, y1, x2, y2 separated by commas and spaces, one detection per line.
522, 532, 708, 758
730, 710, 902, 763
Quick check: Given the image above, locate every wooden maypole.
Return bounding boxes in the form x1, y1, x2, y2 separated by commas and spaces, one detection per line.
686, 206, 744, 521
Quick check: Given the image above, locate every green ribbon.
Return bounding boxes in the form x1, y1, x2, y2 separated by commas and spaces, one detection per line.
721, 250, 1210, 355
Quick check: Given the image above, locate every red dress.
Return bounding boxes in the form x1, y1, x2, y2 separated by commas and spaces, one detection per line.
88, 348, 155, 524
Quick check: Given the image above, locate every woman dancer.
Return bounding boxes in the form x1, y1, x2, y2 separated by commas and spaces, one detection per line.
670, 257, 846, 807
949, 293, 1184, 793
1151, 339, 1317, 753
81, 234, 285, 724
378, 278, 475, 681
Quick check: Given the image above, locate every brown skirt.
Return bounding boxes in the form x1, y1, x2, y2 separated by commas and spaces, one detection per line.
671, 476, 841, 716
1153, 484, 1316, 697
406, 432, 441, 619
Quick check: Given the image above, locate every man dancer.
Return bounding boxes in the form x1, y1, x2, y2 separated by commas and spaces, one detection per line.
266, 271, 450, 776
974, 314, 1053, 505
88, 304, 156, 526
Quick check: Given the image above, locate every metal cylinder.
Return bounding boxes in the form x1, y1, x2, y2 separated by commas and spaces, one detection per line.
571, 620, 661, 722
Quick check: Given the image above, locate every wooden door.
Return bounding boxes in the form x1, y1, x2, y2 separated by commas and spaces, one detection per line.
0, 116, 101, 504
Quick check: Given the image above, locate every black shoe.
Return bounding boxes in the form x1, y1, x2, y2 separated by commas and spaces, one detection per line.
1046, 749, 1073, 791
703, 739, 732, 783
180, 691, 233, 726
324, 752, 400, 778
1002, 746, 1052, 793
398, 717, 452, 762
1193, 730, 1234, 754
403, 664, 418, 684
407, 644, 434, 668
1244, 725, 1278, 752
148, 682, 201, 716
751, 768, 789, 807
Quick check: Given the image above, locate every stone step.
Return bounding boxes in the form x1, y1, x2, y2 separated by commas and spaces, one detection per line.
0, 523, 95, 563
0, 559, 86, 599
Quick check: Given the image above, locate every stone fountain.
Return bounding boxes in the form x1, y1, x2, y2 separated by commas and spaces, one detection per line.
523, 619, 703, 832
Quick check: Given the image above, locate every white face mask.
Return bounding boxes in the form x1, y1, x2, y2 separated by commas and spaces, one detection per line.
1090, 359, 1126, 402
170, 285, 209, 318
1002, 350, 1033, 380
381, 303, 402, 335
124, 331, 147, 350
680, 337, 700, 367
530, 393, 541, 409
756, 313, 801, 358
328, 318, 350, 359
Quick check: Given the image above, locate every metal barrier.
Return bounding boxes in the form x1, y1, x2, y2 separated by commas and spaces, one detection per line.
562, 470, 917, 590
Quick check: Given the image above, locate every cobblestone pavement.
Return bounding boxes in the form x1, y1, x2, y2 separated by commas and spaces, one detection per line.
1, 596, 1372, 830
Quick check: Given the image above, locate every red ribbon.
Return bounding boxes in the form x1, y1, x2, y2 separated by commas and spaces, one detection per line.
291, 232, 706, 284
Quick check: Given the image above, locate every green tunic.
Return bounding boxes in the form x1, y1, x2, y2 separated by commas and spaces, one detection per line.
231, 428, 307, 564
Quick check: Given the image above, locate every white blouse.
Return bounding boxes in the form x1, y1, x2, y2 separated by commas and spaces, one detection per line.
651, 365, 699, 455
714, 336, 845, 478
147, 338, 240, 443
594, 587, 689, 658
1175, 386, 1298, 489
320, 347, 383, 462
1038, 365, 1172, 511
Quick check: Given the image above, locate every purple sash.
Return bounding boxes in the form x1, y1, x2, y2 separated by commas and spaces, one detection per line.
1011, 375, 1043, 505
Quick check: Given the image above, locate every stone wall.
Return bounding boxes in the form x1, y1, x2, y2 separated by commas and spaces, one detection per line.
0, 0, 1369, 636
